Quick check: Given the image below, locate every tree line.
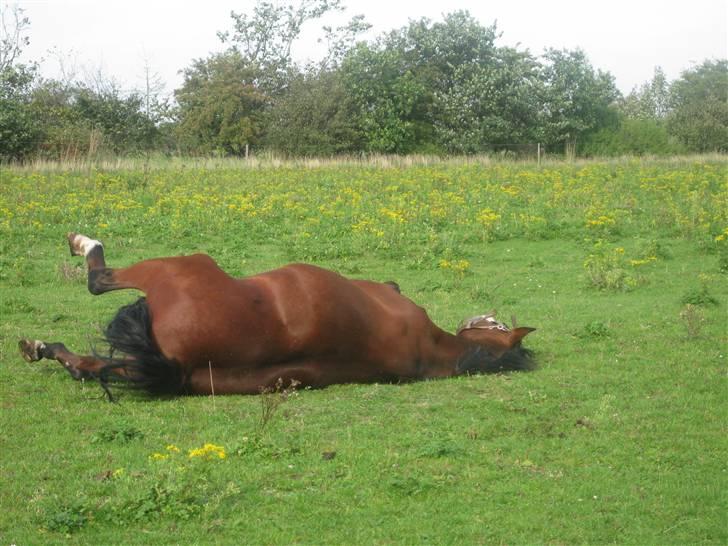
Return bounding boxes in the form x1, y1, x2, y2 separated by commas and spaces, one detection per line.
1, 1, 726, 162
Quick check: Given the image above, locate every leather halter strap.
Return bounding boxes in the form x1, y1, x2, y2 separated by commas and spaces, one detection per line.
456, 311, 511, 335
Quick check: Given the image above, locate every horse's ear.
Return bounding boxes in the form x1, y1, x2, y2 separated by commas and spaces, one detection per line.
510, 327, 536, 346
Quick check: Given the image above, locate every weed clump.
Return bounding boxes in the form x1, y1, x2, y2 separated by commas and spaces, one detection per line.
680, 286, 719, 307
583, 240, 639, 291
92, 424, 144, 444
42, 503, 88, 534
679, 304, 706, 338
577, 321, 610, 339
258, 377, 300, 433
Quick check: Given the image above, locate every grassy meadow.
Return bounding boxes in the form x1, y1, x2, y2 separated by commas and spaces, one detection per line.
0, 157, 726, 544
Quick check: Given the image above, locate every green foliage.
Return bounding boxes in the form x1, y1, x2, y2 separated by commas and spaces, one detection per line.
41, 501, 89, 534
667, 59, 728, 152
680, 286, 719, 307
619, 66, 671, 120
92, 424, 145, 444
72, 88, 157, 155
342, 42, 431, 153
175, 51, 267, 155
0, 65, 41, 160
433, 47, 541, 153
2, 72, 165, 161
125, 478, 204, 522
583, 240, 640, 291
263, 70, 362, 155
581, 117, 685, 156
577, 321, 610, 339
343, 12, 505, 154
3, 1, 727, 161
219, 0, 344, 94
540, 48, 621, 155
714, 228, 728, 274
637, 239, 672, 261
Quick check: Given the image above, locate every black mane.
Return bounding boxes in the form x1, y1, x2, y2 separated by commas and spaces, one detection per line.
455, 345, 536, 375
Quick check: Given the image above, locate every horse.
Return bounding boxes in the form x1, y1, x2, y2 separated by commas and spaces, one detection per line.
18, 233, 536, 398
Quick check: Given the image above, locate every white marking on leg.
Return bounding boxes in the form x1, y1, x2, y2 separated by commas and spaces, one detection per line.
73, 234, 103, 257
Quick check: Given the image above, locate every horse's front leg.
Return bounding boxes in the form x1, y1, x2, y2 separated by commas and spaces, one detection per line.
18, 339, 128, 381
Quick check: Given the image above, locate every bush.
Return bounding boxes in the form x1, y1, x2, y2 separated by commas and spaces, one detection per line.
581, 118, 685, 156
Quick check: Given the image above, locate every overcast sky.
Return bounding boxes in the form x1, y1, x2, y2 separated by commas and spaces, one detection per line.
13, 0, 728, 96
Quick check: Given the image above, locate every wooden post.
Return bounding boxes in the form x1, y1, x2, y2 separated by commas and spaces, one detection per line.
245, 143, 249, 159
537, 143, 541, 166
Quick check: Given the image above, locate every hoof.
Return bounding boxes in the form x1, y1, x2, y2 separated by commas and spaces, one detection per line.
67, 232, 83, 256
67, 232, 102, 258
19, 339, 45, 362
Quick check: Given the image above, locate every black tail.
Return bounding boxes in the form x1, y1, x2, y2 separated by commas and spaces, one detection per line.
456, 345, 536, 375
96, 297, 187, 397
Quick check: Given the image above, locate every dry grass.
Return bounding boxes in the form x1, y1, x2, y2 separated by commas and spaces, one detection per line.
57, 262, 86, 283
4, 152, 726, 173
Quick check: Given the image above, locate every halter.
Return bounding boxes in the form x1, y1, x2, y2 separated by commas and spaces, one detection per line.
456, 311, 511, 335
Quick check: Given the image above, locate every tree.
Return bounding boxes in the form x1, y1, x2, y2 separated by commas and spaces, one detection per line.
0, 2, 30, 73
175, 51, 267, 155
342, 11, 503, 153
620, 66, 670, 120
539, 49, 620, 156
176, 0, 359, 155
433, 47, 541, 153
0, 4, 39, 160
342, 41, 431, 153
263, 69, 362, 155
218, 0, 344, 94
0, 63, 40, 160
72, 88, 158, 155
318, 14, 370, 71
667, 59, 728, 152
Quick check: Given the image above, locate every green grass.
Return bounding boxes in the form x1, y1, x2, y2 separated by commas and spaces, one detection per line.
0, 158, 726, 544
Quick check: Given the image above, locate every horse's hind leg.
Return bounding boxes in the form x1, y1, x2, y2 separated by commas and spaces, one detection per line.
18, 338, 112, 380
67, 233, 135, 294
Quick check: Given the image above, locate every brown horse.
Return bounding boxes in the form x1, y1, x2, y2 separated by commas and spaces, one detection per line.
18, 233, 535, 397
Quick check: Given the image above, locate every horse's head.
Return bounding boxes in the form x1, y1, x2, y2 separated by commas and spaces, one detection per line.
456, 311, 535, 358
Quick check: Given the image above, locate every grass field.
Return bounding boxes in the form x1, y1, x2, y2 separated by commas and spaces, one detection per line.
0, 157, 726, 544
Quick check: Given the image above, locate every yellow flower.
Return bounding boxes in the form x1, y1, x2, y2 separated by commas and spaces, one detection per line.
629, 256, 657, 267
439, 259, 470, 275
477, 208, 501, 227
149, 452, 169, 461
188, 443, 226, 460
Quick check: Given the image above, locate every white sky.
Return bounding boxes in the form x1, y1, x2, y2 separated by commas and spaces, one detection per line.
12, 0, 728, 97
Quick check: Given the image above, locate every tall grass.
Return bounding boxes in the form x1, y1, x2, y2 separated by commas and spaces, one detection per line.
4, 152, 726, 173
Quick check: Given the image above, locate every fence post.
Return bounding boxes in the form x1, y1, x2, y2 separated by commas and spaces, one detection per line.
537, 143, 541, 166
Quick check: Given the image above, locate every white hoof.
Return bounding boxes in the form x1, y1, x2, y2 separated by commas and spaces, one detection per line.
19, 339, 45, 362
68, 233, 103, 257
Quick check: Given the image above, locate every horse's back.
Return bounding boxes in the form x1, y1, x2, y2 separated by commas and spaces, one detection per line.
144, 257, 443, 381
257, 264, 439, 375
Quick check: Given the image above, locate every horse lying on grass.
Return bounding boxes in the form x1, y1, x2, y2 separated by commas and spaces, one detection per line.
19, 234, 536, 398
